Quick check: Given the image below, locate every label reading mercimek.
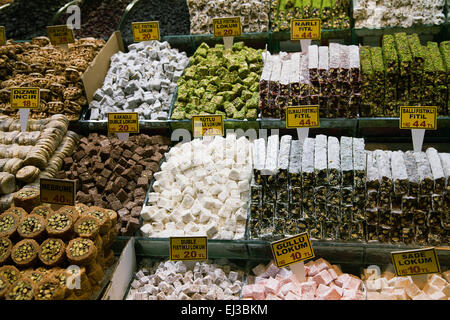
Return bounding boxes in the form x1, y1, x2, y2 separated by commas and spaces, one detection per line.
271, 232, 315, 268
192, 115, 224, 137
400, 106, 437, 130
47, 25, 75, 45
213, 17, 242, 37
0, 26, 5, 46
391, 247, 441, 276
10, 88, 40, 109
286, 106, 320, 128
132, 21, 160, 42
170, 237, 208, 261
291, 19, 321, 40
40, 178, 76, 206
107, 113, 139, 134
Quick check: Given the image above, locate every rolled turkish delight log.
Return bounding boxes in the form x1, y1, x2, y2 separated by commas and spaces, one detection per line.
391, 151, 409, 195
326, 186, 341, 207
308, 45, 319, 83
263, 134, 279, 188
408, 34, 425, 73
289, 52, 301, 96
353, 138, 366, 190
375, 150, 393, 195
414, 151, 434, 195
302, 137, 315, 189
329, 43, 340, 81
318, 46, 329, 84
340, 136, 353, 187
404, 151, 420, 196
382, 34, 399, 86
288, 140, 303, 188
394, 32, 413, 78
289, 186, 302, 205
314, 135, 328, 186
426, 147, 445, 194
349, 45, 360, 84
439, 153, 450, 226
327, 136, 341, 186
339, 44, 350, 82
260, 54, 273, 94
253, 138, 266, 186
277, 135, 292, 189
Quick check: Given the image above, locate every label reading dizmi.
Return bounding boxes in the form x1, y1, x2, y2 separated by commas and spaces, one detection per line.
391, 247, 441, 277
132, 21, 160, 42
271, 232, 315, 268
170, 237, 208, 261
286, 106, 320, 128
107, 113, 139, 134
192, 115, 224, 138
40, 178, 76, 206
47, 25, 75, 45
291, 19, 321, 40
10, 88, 40, 109
213, 17, 242, 37
0, 26, 5, 46
400, 106, 437, 130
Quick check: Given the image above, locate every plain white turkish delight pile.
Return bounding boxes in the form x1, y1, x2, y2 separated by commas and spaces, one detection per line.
127, 259, 244, 300
89, 40, 189, 120
242, 258, 365, 300
140, 135, 252, 239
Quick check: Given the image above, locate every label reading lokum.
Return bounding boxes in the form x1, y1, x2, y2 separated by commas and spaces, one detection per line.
107, 113, 140, 134
271, 232, 315, 268
170, 237, 208, 261
400, 106, 437, 130
40, 178, 76, 206
286, 106, 320, 128
132, 21, 160, 42
0, 26, 5, 46
192, 115, 224, 138
391, 248, 440, 277
10, 88, 40, 109
213, 17, 242, 37
290, 19, 321, 41
47, 25, 75, 45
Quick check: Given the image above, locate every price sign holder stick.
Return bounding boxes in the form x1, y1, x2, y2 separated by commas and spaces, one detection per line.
412, 129, 425, 152
19, 108, 30, 132
300, 39, 311, 54
290, 261, 306, 282
224, 36, 234, 50
297, 127, 309, 145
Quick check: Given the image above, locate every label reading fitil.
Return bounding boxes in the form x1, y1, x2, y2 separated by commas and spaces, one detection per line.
391, 247, 441, 277
40, 178, 76, 206
291, 19, 321, 41
213, 17, 242, 37
47, 25, 75, 45
271, 232, 315, 268
192, 115, 224, 138
107, 113, 139, 134
0, 26, 5, 46
286, 106, 320, 128
170, 237, 208, 261
132, 21, 160, 42
10, 88, 40, 109
400, 106, 437, 130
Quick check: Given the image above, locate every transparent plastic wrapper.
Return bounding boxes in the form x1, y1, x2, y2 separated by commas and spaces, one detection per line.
289, 186, 302, 206
340, 136, 353, 187
326, 203, 340, 224
308, 45, 319, 83
301, 138, 315, 189
289, 53, 302, 97
277, 135, 292, 189
401, 196, 417, 214
415, 224, 429, 245
299, 54, 311, 97
322, 221, 338, 240
339, 44, 350, 82
431, 194, 444, 213
309, 219, 322, 240
391, 151, 408, 195
375, 150, 393, 195
284, 218, 298, 236
302, 188, 315, 220
350, 221, 365, 242
365, 208, 379, 226
339, 223, 351, 241
327, 186, 341, 207
348, 45, 360, 84
327, 136, 341, 186
277, 188, 289, 203
318, 46, 329, 83
273, 218, 285, 238
288, 140, 303, 188
341, 205, 353, 224
426, 147, 445, 194
314, 135, 328, 186
404, 151, 420, 196
263, 135, 279, 187
251, 183, 263, 204
328, 43, 340, 81
352, 138, 366, 190
341, 187, 353, 206
414, 151, 434, 195
367, 223, 379, 242
252, 138, 266, 185
263, 185, 277, 203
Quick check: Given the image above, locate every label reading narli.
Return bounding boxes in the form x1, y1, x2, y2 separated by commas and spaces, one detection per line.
10, 88, 40, 109
192, 115, 224, 138
0, 26, 5, 46
286, 106, 320, 128
271, 232, 315, 268
391, 247, 441, 277
40, 178, 76, 206
213, 17, 242, 37
47, 25, 75, 45
400, 106, 437, 130
132, 21, 160, 42
170, 237, 208, 261
107, 113, 139, 134
291, 19, 321, 40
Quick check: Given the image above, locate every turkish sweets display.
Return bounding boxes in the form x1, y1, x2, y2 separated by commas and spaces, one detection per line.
171, 42, 263, 120
0, 38, 105, 120
271, 0, 351, 32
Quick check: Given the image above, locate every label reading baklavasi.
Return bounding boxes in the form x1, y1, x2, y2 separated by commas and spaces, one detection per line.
132, 21, 160, 42
192, 115, 224, 138
291, 19, 321, 40
0, 26, 5, 46
170, 237, 208, 261
286, 106, 320, 128
47, 25, 75, 45
10, 88, 40, 109
213, 17, 242, 37
107, 113, 139, 134
40, 178, 76, 206
271, 232, 315, 268
391, 247, 441, 277
400, 106, 437, 130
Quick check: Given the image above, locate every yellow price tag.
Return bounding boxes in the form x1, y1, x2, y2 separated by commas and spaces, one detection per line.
47, 25, 75, 45
40, 178, 76, 206
107, 113, 139, 134
170, 237, 208, 261
290, 19, 321, 41
391, 247, 441, 277
400, 106, 437, 130
213, 17, 242, 38
0, 26, 5, 46
192, 115, 224, 138
271, 232, 315, 268
10, 88, 40, 109
132, 21, 160, 42
286, 106, 320, 128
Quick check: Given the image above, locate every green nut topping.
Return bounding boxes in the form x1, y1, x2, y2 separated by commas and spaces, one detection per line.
41, 240, 62, 261
88, 210, 105, 222
47, 213, 70, 231
69, 238, 91, 257
7, 280, 33, 300
0, 269, 18, 284
0, 277, 6, 291
0, 215, 15, 232
33, 208, 51, 219
13, 243, 35, 262
36, 282, 58, 299
28, 272, 43, 284
76, 219, 98, 234
20, 217, 42, 234
0, 238, 9, 257
16, 189, 38, 199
